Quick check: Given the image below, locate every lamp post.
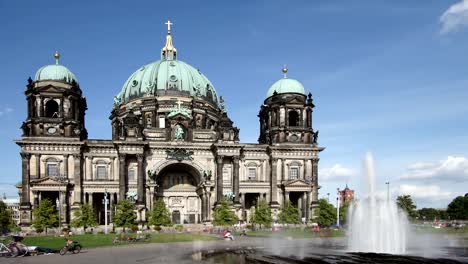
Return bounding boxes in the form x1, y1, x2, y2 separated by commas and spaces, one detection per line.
103, 188, 108, 234
56, 198, 60, 228
54, 175, 68, 228
385, 182, 390, 202
327, 193, 330, 203
336, 188, 340, 228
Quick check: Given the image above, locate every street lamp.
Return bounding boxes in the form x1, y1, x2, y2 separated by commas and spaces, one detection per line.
56, 198, 60, 228
54, 175, 68, 229
103, 188, 108, 234
385, 182, 390, 202
336, 188, 340, 228
327, 193, 330, 202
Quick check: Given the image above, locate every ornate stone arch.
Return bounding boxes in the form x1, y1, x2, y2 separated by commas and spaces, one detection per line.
152, 159, 205, 184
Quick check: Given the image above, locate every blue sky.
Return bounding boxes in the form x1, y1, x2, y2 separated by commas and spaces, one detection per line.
1, 0, 468, 208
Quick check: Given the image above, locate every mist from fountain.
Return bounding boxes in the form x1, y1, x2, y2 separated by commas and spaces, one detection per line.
347, 152, 409, 254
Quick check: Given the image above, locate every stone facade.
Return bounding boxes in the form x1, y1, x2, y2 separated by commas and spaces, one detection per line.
17, 27, 324, 226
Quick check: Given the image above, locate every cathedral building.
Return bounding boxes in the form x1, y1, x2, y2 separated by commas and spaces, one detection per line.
17, 22, 324, 226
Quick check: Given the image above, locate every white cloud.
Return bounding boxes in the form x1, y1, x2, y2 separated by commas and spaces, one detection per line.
401, 156, 468, 181
440, 0, 468, 34
398, 184, 453, 200
319, 164, 354, 181
0, 106, 13, 117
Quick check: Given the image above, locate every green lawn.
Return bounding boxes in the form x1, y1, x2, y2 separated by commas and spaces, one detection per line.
234, 228, 345, 239
414, 226, 468, 235
22, 233, 217, 250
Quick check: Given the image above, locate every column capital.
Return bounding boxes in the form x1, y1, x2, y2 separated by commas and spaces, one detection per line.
216, 155, 224, 163
271, 158, 278, 164
232, 156, 240, 163
118, 154, 126, 162
136, 154, 144, 162
20, 152, 31, 160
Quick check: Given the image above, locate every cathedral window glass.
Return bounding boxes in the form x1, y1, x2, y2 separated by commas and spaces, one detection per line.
128, 167, 136, 181
96, 165, 107, 180
289, 167, 299, 180
248, 168, 257, 181
47, 163, 58, 177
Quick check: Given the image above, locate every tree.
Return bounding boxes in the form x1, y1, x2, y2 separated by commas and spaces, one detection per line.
278, 200, 300, 225
396, 195, 418, 218
447, 196, 468, 220
32, 198, 59, 235
212, 199, 238, 226
250, 199, 272, 229
0, 201, 13, 234
71, 203, 97, 232
339, 201, 351, 224
315, 198, 336, 227
113, 199, 137, 232
147, 198, 172, 227
418, 208, 440, 221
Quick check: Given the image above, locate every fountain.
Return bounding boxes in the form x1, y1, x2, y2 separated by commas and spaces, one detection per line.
347, 152, 409, 254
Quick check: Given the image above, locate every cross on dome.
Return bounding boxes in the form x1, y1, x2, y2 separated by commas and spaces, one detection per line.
165, 20, 173, 33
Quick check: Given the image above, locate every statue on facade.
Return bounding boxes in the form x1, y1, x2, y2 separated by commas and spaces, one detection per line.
312, 130, 319, 144
203, 170, 212, 182
175, 124, 185, 139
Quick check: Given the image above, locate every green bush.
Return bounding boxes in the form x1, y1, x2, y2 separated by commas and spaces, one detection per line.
97, 231, 105, 234
131, 225, 139, 232
154, 225, 162, 232
175, 225, 183, 232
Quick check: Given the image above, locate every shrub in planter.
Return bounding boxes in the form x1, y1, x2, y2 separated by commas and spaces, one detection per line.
175, 225, 183, 232
131, 225, 139, 232
154, 225, 162, 232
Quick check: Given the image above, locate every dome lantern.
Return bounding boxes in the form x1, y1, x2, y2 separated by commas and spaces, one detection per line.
161, 20, 177, 61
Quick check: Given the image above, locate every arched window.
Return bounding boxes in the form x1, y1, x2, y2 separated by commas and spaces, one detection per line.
288, 162, 301, 180
45, 158, 59, 177
45, 99, 59, 118
95, 160, 108, 180
288, 110, 299, 127
246, 162, 257, 181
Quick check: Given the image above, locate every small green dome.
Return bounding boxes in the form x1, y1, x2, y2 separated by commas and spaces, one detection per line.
34, 64, 77, 83
266, 78, 305, 98
115, 60, 218, 104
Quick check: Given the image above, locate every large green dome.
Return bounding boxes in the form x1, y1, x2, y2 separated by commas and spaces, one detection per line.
266, 78, 305, 98
35, 64, 77, 83
115, 59, 218, 104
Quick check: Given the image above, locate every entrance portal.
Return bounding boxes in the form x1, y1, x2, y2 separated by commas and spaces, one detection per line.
156, 163, 203, 224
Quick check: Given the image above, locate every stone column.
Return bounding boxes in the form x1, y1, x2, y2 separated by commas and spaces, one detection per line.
35, 154, 41, 179
109, 192, 114, 223
110, 157, 115, 181
63, 154, 69, 178
72, 154, 82, 205
33, 191, 39, 208
88, 192, 93, 207
136, 154, 145, 205
20, 153, 31, 207
59, 190, 67, 225
232, 156, 240, 205
281, 158, 285, 181
269, 158, 279, 206
216, 155, 224, 204
306, 191, 311, 222
118, 154, 127, 201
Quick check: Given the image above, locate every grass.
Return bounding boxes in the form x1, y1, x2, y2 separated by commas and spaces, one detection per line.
414, 226, 468, 235
22, 233, 218, 250
234, 228, 345, 239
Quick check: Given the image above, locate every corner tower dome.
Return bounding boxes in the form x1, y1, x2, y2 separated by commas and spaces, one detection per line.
266, 67, 305, 99
114, 21, 219, 105
34, 51, 77, 83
